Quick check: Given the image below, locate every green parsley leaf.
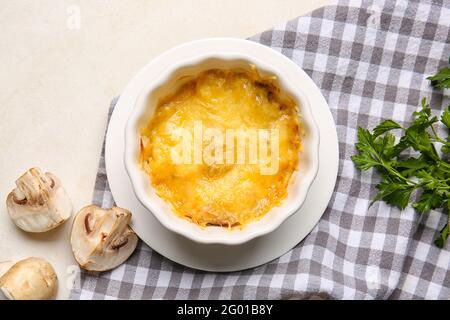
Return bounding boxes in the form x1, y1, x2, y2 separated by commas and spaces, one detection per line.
416, 170, 442, 190
386, 136, 409, 158
441, 106, 450, 129
374, 132, 396, 156
413, 191, 442, 214
427, 67, 450, 89
351, 153, 379, 171
435, 221, 449, 248
404, 126, 439, 161
373, 178, 414, 209
351, 128, 381, 170
373, 120, 402, 137
394, 157, 428, 177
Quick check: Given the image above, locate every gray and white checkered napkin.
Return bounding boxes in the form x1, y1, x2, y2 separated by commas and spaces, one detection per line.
71, 0, 450, 299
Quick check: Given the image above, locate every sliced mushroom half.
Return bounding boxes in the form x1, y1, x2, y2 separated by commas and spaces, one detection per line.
70, 205, 138, 271
0, 257, 58, 300
6, 168, 72, 233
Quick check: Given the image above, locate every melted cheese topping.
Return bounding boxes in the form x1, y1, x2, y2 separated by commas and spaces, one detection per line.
140, 68, 301, 228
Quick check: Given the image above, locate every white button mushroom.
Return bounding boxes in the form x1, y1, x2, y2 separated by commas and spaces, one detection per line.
0, 257, 58, 300
70, 205, 138, 272
6, 168, 73, 233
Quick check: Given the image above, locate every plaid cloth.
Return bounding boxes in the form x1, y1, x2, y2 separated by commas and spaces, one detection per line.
71, 0, 450, 299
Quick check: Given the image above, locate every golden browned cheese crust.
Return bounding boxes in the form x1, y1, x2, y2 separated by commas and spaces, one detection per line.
140, 68, 301, 228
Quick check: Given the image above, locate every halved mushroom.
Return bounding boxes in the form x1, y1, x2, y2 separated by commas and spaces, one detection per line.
6, 168, 72, 233
0, 257, 58, 300
70, 205, 138, 271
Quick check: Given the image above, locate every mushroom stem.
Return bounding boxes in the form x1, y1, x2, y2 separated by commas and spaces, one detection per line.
15, 168, 52, 205
92, 211, 130, 255
71, 205, 138, 272
6, 168, 72, 233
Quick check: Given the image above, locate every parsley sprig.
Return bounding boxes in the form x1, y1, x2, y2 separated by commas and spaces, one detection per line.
352, 98, 450, 248
427, 57, 450, 89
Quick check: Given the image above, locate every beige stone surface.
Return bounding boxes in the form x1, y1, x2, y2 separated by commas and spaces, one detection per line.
0, 0, 331, 299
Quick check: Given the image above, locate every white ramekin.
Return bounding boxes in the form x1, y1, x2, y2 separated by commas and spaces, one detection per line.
124, 40, 320, 245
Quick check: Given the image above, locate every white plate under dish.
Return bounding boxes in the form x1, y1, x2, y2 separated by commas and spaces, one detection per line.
105, 38, 339, 271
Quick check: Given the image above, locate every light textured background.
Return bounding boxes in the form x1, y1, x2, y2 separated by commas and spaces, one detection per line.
0, 0, 331, 300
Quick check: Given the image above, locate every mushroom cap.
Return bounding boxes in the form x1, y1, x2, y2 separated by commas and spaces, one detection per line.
6, 168, 72, 233
70, 205, 138, 272
0, 261, 13, 279
0, 257, 58, 300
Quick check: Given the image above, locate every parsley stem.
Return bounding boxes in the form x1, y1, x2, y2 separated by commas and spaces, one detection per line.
379, 160, 417, 186
438, 160, 450, 169
431, 125, 446, 144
